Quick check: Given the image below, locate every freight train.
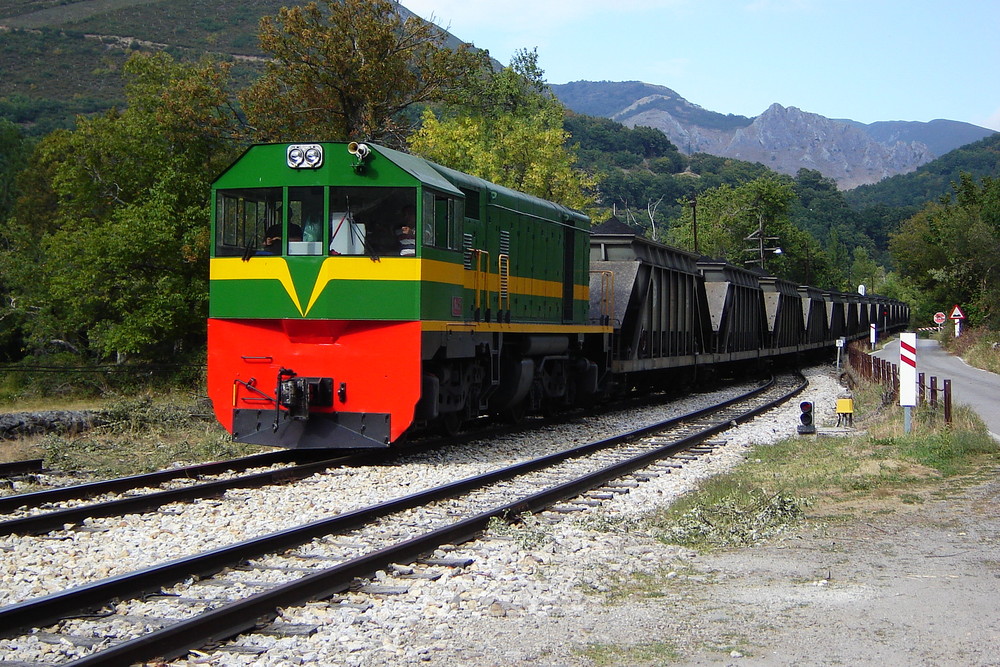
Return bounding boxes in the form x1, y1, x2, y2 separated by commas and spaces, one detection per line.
207, 142, 908, 449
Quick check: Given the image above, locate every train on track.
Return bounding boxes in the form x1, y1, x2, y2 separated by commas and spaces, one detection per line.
207, 141, 909, 449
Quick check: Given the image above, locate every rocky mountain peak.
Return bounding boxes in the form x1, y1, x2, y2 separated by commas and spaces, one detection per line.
551, 81, 993, 189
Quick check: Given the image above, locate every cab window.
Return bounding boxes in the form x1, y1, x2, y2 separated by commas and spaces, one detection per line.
215, 188, 281, 257
214, 186, 418, 258
422, 191, 463, 251
287, 186, 324, 256
329, 187, 415, 256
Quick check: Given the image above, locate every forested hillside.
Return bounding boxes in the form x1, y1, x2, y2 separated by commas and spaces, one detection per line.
846, 133, 1000, 209
1, 0, 999, 375
0, 0, 285, 133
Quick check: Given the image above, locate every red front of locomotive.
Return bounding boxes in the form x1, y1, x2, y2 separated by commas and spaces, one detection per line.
207, 142, 428, 448
208, 318, 421, 448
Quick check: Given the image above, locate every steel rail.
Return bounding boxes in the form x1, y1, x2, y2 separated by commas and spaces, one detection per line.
0, 450, 305, 513
66, 374, 805, 666
0, 452, 375, 536
0, 458, 44, 477
0, 375, 803, 662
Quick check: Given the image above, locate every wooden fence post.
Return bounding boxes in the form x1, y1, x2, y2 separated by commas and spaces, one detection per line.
944, 379, 952, 424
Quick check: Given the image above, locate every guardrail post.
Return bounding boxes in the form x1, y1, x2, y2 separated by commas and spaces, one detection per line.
930, 376, 938, 408
918, 372, 925, 405
944, 379, 952, 424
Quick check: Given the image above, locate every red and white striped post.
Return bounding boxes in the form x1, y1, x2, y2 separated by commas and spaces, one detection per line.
899, 332, 917, 433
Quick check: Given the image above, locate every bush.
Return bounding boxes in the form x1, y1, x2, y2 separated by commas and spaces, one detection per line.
649, 481, 809, 550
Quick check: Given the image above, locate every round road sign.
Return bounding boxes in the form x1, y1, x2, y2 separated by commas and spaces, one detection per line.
933, 312, 946, 325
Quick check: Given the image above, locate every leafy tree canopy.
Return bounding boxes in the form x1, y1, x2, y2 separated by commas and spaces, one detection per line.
410, 49, 595, 211
1, 52, 240, 360
240, 0, 484, 146
669, 175, 794, 263
890, 173, 1000, 327
0, 119, 30, 224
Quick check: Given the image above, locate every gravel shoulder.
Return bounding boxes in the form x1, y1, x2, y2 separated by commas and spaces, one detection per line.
385, 369, 1000, 666
434, 476, 1000, 667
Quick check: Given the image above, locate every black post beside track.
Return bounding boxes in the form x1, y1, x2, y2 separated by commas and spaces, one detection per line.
0, 374, 805, 664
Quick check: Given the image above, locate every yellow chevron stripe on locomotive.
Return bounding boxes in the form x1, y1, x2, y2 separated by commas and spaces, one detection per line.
209, 255, 600, 324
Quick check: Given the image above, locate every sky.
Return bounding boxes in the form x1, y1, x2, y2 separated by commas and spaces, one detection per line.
399, 0, 1000, 131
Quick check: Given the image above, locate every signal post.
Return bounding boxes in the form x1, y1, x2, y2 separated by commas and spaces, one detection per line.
899, 332, 917, 433
949, 305, 966, 337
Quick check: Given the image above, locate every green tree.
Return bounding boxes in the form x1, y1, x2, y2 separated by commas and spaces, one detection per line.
0, 120, 32, 360
670, 176, 794, 263
848, 246, 886, 294
890, 174, 1000, 327
409, 49, 595, 211
1, 52, 239, 360
0, 120, 29, 223
240, 0, 483, 145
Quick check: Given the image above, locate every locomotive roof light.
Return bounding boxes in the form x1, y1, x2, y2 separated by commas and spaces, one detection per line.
287, 144, 324, 169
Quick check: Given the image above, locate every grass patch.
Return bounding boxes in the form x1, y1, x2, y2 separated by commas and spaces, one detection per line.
486, 513, 553, 550
645, 481, 809, 550
18, 395, 265, 478
640, 370, 998, 553
941, 326, 1000, 374
0, 357, 266, 477
577, 641, 682, 665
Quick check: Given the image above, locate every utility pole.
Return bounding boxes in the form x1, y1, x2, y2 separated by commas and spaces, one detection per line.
689, 196, 698, 253
744, 212, 781, 272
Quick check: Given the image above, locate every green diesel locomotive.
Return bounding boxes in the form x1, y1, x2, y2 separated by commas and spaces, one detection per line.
208, 142, 610, 448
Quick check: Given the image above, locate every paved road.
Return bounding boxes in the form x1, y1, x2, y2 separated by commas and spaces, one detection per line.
875, 337, 1000, 440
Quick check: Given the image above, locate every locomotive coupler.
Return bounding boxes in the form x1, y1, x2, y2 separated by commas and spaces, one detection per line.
275, 368, 335, 424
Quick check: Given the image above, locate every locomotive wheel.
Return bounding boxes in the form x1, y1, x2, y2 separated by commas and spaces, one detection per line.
540, 398, 563, 419
439, 411, 463, 436
503, 399, 528, 425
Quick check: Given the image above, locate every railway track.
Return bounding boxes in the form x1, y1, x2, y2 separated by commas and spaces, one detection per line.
0, 450, 386, 537
0, 387, 715, 536
0, 413, 580, 537
0, 458, 44, 478
0, 372, 805, 665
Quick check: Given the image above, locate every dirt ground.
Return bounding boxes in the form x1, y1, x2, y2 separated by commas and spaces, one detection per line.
450, 469, 1000, 666
671, 473, 1000, 665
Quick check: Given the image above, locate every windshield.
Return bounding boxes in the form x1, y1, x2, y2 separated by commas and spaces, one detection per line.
329, 187, 414, 257
214, 186, 417, 258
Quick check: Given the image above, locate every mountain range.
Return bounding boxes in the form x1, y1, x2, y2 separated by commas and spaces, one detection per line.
0, 1, 994, 190
551, 81, 995, 189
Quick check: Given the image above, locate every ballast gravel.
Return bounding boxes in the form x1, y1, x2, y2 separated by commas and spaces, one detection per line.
9, 366, 958, 666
